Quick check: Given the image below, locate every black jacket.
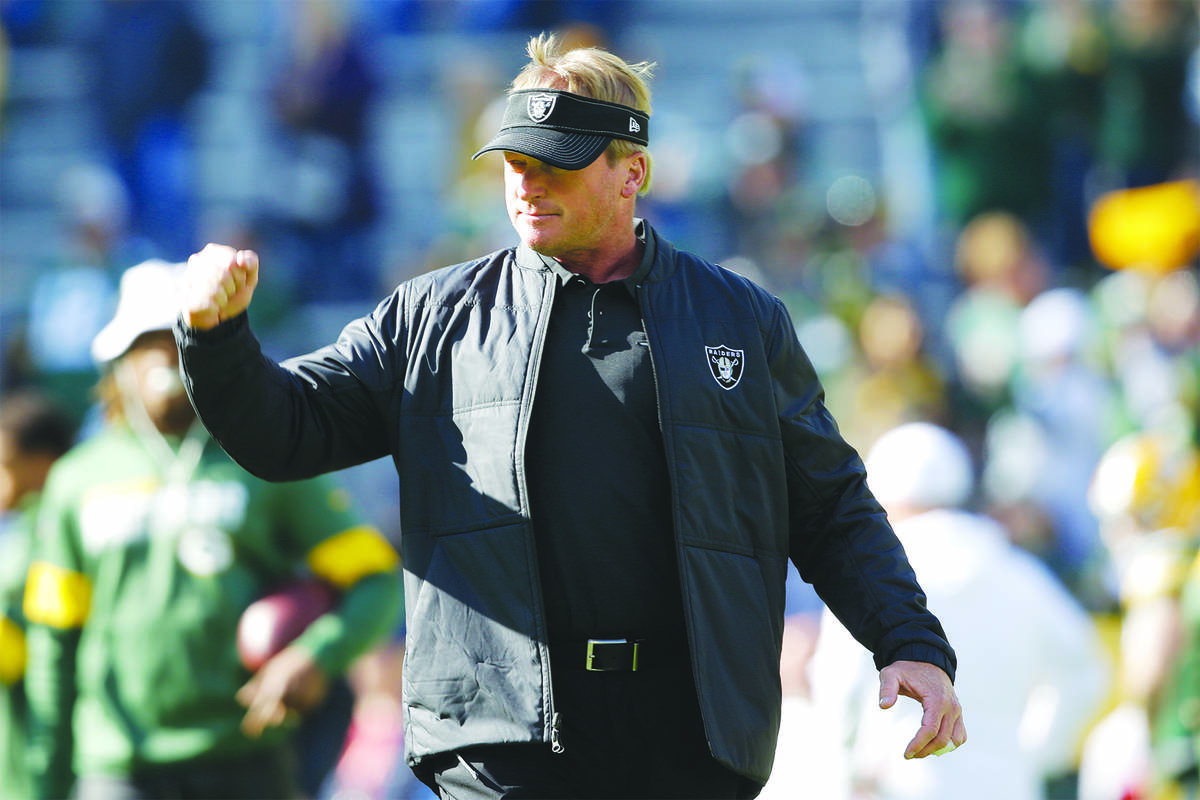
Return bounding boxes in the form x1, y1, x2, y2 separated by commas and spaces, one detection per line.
175, 224, 955, 784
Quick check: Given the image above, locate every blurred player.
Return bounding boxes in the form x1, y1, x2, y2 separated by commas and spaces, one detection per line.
1079, 431, 1200, 800
808, 422, 1109, 800
22, 259, 403, 800
0, 390, 76, 800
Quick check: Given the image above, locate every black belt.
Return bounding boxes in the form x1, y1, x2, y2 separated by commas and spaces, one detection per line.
555, 637, 684, 672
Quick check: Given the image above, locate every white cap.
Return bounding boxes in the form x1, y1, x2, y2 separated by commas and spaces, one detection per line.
91, 259, 186, 365
865, 422, 974, 510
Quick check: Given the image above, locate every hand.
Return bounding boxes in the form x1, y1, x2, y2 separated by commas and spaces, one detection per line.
878, 660, 966, 759
236, 644, 328, 738
183, 243, 260, 330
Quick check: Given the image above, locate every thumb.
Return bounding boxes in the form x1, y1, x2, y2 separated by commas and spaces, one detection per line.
879, 670, 899, 709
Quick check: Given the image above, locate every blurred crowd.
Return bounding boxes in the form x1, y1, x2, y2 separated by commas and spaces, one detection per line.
2, 0, 1200, 799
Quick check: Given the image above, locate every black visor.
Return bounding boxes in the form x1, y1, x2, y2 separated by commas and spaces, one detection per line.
472, 89, 650, 170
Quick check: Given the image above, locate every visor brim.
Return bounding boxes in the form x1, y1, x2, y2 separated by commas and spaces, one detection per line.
472, 127, 612, 171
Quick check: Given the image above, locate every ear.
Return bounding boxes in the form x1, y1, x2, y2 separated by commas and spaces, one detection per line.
621, 153, 648, 198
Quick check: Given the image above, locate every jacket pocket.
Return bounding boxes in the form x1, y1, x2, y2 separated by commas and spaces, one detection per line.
679, 545, 785, 784
402, 523, 546, 756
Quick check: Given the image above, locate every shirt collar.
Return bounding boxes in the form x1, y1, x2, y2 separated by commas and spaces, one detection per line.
532, 219, 656, 297
624, 219, 656, 294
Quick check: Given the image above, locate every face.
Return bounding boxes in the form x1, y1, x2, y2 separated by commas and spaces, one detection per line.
503, 150, 643, 265
0, 431, 56, 513
119, 331, 195, 434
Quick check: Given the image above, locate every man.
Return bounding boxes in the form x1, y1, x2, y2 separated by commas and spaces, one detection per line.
0, 390, 76, 800
806, 422, 1108, 800
23, 259, 403, 799
176, 34, 964, 798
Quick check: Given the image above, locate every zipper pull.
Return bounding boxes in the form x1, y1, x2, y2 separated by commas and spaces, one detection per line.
551, 712, 565, 754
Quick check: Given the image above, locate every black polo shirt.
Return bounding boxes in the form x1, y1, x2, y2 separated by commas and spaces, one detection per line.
525, 225, 686, 646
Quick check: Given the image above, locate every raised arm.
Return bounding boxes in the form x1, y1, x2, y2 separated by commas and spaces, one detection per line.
175, 244, 396, 481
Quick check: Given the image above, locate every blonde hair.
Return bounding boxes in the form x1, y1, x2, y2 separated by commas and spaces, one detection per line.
512, 33, 655, 194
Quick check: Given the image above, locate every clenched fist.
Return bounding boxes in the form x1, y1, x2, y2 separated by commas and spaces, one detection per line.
182, 243, 260, 330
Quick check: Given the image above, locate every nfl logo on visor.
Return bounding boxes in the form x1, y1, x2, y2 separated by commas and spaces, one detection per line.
527, 94, 557, 123
706, 345, 744, 390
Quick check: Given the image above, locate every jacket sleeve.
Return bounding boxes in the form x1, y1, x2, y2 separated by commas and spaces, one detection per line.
766, 299, 957, 681
294, 571, 403, 675
173, 297, 403, 482
22, 471, 87, 800
271, 476, 404, 674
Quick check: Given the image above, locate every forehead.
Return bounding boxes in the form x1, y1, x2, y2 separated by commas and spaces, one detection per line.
502, 150, 565, 169
503, 150, 542, 163
126, 330, 177, 354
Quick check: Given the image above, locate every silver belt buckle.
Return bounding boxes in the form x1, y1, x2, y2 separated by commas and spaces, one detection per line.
586, 638, 638, 671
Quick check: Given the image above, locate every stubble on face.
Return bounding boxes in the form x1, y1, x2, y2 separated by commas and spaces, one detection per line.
504, 151, 635, 276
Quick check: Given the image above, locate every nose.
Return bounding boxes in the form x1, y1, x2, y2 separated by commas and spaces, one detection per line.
514, 165, 546, 201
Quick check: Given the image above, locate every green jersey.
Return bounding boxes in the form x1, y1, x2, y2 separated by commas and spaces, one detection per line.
0, 496, 37, 800
24, 425, 403, 799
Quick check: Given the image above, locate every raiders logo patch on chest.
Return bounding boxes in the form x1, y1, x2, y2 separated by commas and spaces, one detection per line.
705, 345, 744, 390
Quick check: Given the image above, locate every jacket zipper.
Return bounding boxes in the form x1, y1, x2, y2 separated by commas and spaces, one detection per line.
637, 284, 672, 519
516, 269, 563, 752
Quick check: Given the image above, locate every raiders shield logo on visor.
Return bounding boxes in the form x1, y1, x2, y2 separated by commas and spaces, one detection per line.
527, 93, 557, 123
705, 345, 744, 390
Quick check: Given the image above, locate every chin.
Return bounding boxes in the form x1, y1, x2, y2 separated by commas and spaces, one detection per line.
151, 400, 198, 435
520, 234, 561, 257
516, 219, 563, 249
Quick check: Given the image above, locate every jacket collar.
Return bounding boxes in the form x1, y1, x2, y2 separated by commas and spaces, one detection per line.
514, 219, 678, 287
